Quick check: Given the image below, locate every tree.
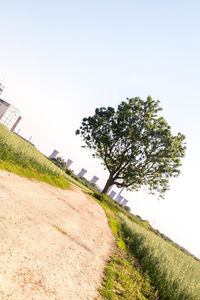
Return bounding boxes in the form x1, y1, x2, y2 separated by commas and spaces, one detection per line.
51, 156, 66, 170
124, 205, 131, 212
76, 97, 186, 197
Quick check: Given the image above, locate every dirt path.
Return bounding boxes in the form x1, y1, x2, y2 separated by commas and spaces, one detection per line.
0, 170, 115, 299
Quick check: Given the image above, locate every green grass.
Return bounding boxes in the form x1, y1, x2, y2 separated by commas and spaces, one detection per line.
98, 205, 158, 299
99, 250, 158, 300
92, 192, 150, 230
119, 213, 200, 300
0, 124, 70, 189
64, 172, 92, 192
89, 193, 158, 298
93, 192, 200, 299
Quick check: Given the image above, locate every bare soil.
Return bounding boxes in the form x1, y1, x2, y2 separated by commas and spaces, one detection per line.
0, 170, 115, 299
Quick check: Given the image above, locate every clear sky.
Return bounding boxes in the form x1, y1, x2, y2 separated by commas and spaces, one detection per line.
1, 0, 200, 258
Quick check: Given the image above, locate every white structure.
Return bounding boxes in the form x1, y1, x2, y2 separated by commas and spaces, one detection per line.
66, 159, 73, 168
116, 195, 124, 204
78, 168, 87, 178
0, 83, 4, 95
121, 199, 129, 207
0, 98, 21, 131
109, 190, 116, 199
115, 187, 125, 202
49, 149, 59, 159
90, 176, 99, 184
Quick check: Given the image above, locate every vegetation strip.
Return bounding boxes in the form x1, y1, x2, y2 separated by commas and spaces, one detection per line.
119, 213, 200, 299
93, 193, 200, 299
92, 194, 158, 299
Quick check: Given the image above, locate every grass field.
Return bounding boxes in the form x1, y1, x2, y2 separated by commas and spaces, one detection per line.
0, 124, 70, 189
93, 193, 200, 299
119, 213, 200, 300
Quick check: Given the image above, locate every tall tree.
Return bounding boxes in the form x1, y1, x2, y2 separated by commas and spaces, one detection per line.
76, 97, 186, 197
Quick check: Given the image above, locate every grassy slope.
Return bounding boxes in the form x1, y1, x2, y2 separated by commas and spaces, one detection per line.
0, 124, 70, 189
96, 197, 158, 299
95, 195, 200, 300
1, 124, 200, 299
119, 214, 200, 299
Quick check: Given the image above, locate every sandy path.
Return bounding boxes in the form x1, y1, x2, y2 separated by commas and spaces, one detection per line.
0, 170, 115, 299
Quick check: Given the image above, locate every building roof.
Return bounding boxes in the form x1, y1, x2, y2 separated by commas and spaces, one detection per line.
0, 98, 20, 113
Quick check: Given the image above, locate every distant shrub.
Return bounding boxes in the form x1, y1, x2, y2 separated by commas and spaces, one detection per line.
65, 168, 72, 175
124, 205, 131, 212
92, 193, 104, 201
50, 157, 66, 170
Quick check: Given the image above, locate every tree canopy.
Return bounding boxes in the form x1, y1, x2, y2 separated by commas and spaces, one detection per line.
76, 96, 186, 197
50, 156, 66, 170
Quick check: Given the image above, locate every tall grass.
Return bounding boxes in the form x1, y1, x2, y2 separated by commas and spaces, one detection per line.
119, 213, 200, 300
0, 124, 69, 188
99, 210, 158, 299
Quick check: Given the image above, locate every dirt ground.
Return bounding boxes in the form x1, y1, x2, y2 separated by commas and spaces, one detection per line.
0, 170, 115, 299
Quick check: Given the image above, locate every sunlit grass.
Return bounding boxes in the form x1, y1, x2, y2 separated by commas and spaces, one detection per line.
0, 124, 70, 189
99, 249, 158, 300
98, 206, 158, 299
119, 213, 200, 299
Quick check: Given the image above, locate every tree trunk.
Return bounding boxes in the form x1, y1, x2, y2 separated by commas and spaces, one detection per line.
101, 175, 114, 194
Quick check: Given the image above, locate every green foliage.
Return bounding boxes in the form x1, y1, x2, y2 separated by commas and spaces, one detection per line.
51, 156, 67, 170
149, 226, 200, 262
76, 96, 186, 196
119, 214, 200, 300
99, 250, 158, 300
106, 214, 126, 250
99, 205, 157, 299
0, 124, 70, 189
65, 172, 92, 192
91, 190, 200, 299
97, 204, 156, 299
65, 169, 100, 193
124, 205, 131, 212
78, 177, 100, 193
92, 192, 127, 213
92, 192, 150, 230
50, 158, 98, 193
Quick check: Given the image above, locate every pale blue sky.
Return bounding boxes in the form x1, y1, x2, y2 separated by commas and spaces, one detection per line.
1, 1, 200, 257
